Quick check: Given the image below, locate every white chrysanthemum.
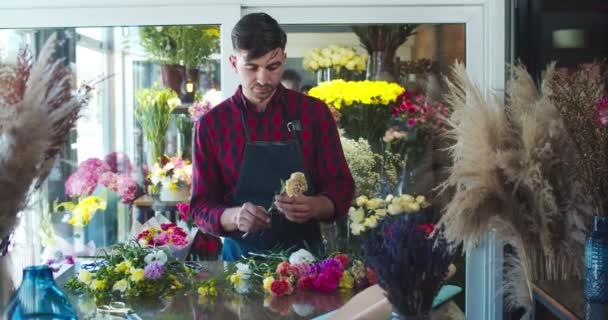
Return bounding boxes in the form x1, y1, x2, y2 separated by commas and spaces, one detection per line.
285, 172, 308, 197
144, 250, 168, 266
289, 249, 316, 265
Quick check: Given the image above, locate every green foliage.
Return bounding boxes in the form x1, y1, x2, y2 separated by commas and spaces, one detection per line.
139, 26, 220, 69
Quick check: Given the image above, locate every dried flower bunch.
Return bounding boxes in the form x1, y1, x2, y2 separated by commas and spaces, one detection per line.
548, 64, 608, 216
438, 62, 595, 318
0, 34, 94, 249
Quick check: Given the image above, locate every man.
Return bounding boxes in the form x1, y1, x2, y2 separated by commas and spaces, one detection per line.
190, 12, 355, 262
280, 69, 302, 91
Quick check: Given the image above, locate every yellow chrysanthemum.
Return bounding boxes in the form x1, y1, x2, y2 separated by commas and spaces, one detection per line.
90, 279, 107, 291
130, 268, 145, 282
308, 80, 404, 110
339, 270, 354, 289
56, 196, 107, 227
263, 276, 274, 292
285, 172, 308, 197
115, 260, 132, 273
77, 270, 92, 285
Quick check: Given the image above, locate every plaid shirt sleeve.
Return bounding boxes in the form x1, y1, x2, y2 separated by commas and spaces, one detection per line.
310, 99, 355, 221
189, 118, 228, 237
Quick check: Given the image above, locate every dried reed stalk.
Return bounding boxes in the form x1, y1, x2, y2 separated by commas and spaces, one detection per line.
438, 62, 594, 318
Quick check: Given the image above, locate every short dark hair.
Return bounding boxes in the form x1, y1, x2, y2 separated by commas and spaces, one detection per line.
231, 12, 287, 60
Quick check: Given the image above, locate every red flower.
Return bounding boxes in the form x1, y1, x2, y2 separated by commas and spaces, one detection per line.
297, 275, 315, 290
270, 278, 293, 297
367, 268, 377, 285
416, 223, 435, 234
391, 107, 400, 116
276, 262, 292, 277
334, 254, 349, 269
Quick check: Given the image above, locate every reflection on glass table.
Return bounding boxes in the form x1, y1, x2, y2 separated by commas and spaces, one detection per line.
55, 260, 461, 320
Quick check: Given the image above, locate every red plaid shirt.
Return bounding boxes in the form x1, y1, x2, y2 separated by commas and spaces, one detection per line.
190, 84, 355, 237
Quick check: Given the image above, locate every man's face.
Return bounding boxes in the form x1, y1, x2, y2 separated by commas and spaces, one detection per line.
229, 48, 286, 103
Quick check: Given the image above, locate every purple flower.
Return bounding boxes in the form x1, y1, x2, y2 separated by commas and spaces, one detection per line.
144, 261, 164, 279
65, 255, 74, 264
104, 152, 133, 174
321, 258, 342, 271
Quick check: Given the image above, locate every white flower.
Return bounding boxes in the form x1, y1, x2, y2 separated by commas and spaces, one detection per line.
365, 198, 384, 210
363, 216, 378, 229
348, 207, 365, 224
144, 250, 168, 266
351, 222, 366, 235
355, 196, 368, 207
289, 249, 316, 265
385, 194, 394, 203
77, 269, 92, 285
388, 203, 403, 216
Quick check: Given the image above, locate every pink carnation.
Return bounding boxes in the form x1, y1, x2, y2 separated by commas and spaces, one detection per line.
65, 158, 110, 197
290, 263, 311, 280
312, 272, 339, 292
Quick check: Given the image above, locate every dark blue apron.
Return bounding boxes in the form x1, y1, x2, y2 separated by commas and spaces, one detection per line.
221, 94, 322, 262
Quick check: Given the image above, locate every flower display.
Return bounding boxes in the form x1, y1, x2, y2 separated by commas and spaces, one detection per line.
64, 241, 196, 299
595, 96, 608, 128
54, 196, 107, 227
348, 193, 430, 235
309, 80, 405, 151
64, 153, 139, 205
392, 91, 448, 130
137, 223, 189, 247
148, 155, 192, 193
302, 45, 367, 73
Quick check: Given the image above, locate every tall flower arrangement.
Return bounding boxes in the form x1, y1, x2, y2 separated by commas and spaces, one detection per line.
309, 80, 405, 151
134, 85, 181, 164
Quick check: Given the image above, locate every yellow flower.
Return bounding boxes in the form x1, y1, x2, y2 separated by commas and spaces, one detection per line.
339, 271, 354, 289
115, 260, 132, 273
77, 270, 93, 285
198, 286, 209, 296
169, 275, 183, 289
263, 276, 274, 292
285, 172, 308, 197
363, 216, 378, 229
365, 198, 384, 210
90, 279, 107, 291
387, 203, 403, 215
309, 80, 404, 110
130, 268, 145, 282
229, 273, 242, 288
112, 279, 129, 293
56, 196, 107, 227
415, 195, 426, 203
348, 207, 365, 224
209, 286, 217, 296
374, 209, 387, 219
355, 196, 368, 207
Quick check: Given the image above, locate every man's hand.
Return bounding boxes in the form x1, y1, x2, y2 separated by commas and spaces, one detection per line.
221, 202, 271, 233
274, 194, 335, 223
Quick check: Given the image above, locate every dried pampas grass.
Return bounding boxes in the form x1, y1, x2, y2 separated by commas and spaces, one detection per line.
438, 62, 594, 318
0, 34, 94, 246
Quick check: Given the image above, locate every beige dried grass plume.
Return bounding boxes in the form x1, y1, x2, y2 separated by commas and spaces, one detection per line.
0, 34, 94, 243
438, 62, 593, 318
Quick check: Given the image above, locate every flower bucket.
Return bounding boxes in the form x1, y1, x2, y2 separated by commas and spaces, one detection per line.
159, 185, 190, 202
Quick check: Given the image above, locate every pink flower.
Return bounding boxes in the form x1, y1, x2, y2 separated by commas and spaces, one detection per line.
407, 106, 417, 114
98, 172, 119, 192
116, 174, 137, 204
65, 158, 110, 197
104, 152, 133, 174
189, 100, 212, 122
406, 118, 416, 127
290, 263, 311, 280
324, 267, 343, 282
595, 96, 608, 128
391, 107, 400, 116
312, 272, 339, 292
176, 202, 190, 222
65, 255, 74, 264
276, 261, 292, 277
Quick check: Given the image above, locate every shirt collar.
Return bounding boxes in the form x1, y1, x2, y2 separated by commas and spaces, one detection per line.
233, 83, 285, 112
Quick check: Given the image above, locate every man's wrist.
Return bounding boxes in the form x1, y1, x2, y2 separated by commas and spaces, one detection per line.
220, 207, 239, 232
313, 194, 335, 221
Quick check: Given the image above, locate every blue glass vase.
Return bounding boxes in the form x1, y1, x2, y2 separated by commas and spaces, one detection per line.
3, 265, 77, 319
584, 216, 608, 303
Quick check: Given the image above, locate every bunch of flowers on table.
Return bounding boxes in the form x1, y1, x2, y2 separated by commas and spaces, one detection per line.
221, 248, 376, 298
132, 213, 198, 261
64, 241, 197, 300
148, 155, 192, 194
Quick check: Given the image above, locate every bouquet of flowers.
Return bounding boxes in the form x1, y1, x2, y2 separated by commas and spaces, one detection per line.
64, 241, 197, 300
148, 155, 192, 195
302, 45, 367, 75
363, 217, 453, 317
135, 85, 181, 163
222, 249, 375, 297
132, 211, 198, 261
348, 193, 431, 235
309, 80, 405, 151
